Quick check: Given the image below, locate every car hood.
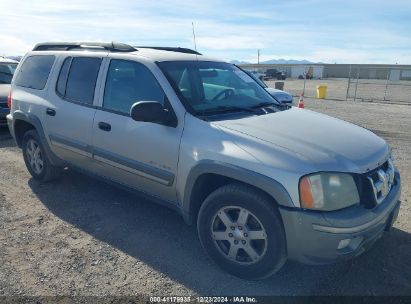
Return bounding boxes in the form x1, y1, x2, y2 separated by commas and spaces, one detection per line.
265, 88, 293, 103
265, 88, 284, 93
214, 107, 389, 173
0, 84, 10, 101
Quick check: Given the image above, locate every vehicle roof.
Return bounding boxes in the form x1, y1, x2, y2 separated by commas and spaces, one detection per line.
0, 57, 19, 64
134, 47, 223, 63
28, 42, 224, 63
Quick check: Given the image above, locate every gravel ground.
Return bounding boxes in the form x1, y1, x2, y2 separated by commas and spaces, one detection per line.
0, 99, 410, 297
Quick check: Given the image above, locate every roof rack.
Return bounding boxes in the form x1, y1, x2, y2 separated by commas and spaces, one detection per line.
32, 42, 137, 52
136, 46, 201, 55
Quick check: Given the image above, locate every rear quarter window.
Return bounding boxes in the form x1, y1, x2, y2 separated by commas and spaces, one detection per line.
14, 55, 55, 90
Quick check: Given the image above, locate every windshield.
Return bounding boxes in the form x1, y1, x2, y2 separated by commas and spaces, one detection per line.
0, 63, 17, 84
244, 70, 268, 88
158, 61, 279, 115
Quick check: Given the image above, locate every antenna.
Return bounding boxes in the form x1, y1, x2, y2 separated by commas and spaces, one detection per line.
192, 21, 198, 60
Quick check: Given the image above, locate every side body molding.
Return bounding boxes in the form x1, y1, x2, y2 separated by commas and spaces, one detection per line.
12, 110, 66, 166
181, 160, 294, 224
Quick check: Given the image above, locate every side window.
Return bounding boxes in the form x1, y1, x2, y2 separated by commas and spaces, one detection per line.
56, 57, 72, 96
14, 55, 55, 90
103, 60, 165, 114
63, 57, 102, 104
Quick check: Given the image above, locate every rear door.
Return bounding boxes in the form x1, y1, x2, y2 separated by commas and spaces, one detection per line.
91, 58, 183, 203
42, 54, 105, 170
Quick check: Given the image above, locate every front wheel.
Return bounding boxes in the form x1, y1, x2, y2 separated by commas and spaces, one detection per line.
197, 184, 287, 280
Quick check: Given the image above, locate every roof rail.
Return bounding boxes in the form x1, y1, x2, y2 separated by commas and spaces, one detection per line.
136, 46, 201, 55
32, 42, 137, 52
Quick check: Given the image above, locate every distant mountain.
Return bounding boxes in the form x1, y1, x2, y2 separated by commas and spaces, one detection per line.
7, 56, 22, 62
230, 60, 251, 64
230, 59, 320, 64
261, 59, 315, 64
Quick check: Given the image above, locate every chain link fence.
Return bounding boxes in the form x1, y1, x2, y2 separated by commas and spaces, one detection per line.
241, 64, 411, 104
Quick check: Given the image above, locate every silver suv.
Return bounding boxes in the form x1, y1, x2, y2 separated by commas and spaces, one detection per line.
7, 42, 401, 279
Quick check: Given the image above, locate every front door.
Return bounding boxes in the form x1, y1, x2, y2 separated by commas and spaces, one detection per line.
91, 59, 183, 203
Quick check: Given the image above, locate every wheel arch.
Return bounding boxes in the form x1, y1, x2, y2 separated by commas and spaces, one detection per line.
181, 160, 294, 225
12, 110, 65, 166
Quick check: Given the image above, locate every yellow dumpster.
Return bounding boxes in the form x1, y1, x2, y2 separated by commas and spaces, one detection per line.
316, 85, 327, 99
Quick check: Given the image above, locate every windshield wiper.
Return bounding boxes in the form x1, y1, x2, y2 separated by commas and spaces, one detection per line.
196, 105, 259, 116
252, 101, 280, 108
252, 101, 291, 110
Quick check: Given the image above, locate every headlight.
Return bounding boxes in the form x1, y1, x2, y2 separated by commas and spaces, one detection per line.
299, 173, 360, 211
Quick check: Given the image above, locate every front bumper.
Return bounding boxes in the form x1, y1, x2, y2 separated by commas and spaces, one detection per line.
280, 171, 401, 265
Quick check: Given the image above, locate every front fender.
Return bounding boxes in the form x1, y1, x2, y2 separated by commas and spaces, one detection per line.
182, 160, 294, 224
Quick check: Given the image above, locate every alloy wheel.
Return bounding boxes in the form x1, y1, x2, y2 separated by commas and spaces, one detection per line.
211, 206, 268, 265
26, 139, 44, 175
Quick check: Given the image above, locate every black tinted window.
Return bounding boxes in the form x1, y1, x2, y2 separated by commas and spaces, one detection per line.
65, 57, 101, 104
103, 60, 165, 114
56, 57, 71, 96
15, 55, 55, 90
0, 63, 17, 84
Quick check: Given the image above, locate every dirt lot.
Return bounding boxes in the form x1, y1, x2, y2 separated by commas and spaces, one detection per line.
0, 99, 410, 297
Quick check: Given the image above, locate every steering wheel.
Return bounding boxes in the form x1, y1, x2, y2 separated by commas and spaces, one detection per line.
212, 88, 235, 101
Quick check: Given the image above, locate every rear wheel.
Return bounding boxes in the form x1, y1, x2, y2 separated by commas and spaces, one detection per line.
22, 130, 61, 182
197, 184, 287, 280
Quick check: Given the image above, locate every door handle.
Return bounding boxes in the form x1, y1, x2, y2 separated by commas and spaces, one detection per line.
98, 122, 111, 132
46, 108, 56, 116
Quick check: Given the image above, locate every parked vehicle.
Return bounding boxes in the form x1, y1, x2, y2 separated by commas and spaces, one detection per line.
0, 57, 18, 126
244, 70, 293, 104
248, 70, 265, 81
265, 68, 286, 80
7, 42, 401, 280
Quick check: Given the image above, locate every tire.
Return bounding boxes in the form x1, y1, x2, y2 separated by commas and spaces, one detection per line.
197, 183, 287, 280
22, 129, 61, 182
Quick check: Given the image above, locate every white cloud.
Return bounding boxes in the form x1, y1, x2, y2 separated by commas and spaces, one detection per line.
197, 36, 265, 50
0, 0, 410, 64
0, 35, 33, 55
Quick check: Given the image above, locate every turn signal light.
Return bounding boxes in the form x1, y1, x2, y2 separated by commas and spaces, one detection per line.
299, 176, 314, 209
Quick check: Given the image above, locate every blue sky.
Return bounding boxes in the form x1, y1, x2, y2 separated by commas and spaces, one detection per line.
1, 0, 411, 63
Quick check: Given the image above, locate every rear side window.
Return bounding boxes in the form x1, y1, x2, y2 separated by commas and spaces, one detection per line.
57, 57, 102, 105
14, 55, 55, 90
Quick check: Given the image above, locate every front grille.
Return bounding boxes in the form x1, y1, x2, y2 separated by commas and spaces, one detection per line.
364, 159, 395, 206
0, 101, 7, 109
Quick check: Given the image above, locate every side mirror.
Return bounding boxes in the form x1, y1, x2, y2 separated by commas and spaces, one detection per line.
130, 101, 170, 124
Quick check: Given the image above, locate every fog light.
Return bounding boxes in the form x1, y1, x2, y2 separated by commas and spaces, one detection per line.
337, 238, 351, 250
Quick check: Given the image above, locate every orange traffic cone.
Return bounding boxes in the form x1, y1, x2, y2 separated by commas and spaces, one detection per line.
298, 94, 305, 108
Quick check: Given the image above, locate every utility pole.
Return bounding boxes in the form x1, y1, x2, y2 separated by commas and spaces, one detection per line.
257, 49, 260, 64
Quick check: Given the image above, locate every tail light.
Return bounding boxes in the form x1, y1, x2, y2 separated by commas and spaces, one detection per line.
7, 90, 12, 109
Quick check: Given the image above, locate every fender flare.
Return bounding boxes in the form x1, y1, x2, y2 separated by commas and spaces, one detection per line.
12, 110, 65, 166
182, 160, 295, 224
